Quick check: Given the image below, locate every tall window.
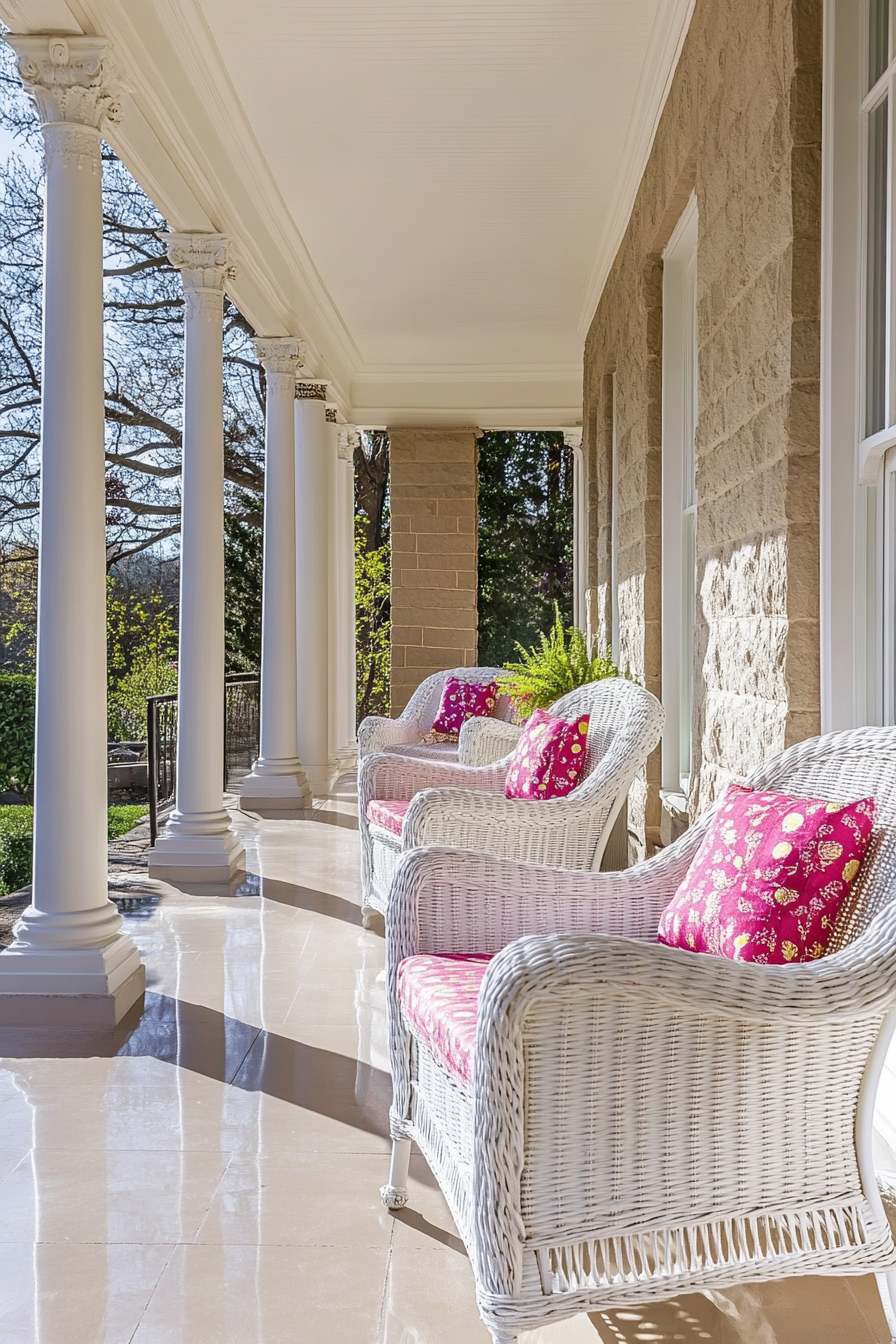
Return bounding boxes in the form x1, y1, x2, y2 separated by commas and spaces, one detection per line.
862, 0, 896, 721
661, 195, 699, 795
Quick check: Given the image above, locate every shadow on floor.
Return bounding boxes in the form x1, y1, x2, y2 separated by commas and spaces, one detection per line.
303, 808, 359, 831
254, 876, 366, 927
0, 991, 391, 1140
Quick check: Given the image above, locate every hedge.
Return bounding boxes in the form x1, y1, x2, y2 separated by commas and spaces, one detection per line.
0, 805, 148, 896
0, 674, 35, 795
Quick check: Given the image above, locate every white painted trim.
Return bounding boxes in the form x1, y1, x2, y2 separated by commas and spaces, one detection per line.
576, 0, 697, 338
661, 193, 698, 794
860, 424, 896, 483
820, 0, 875, 732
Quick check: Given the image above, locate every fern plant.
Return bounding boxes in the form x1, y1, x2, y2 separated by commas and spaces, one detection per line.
498, 605, 620, 720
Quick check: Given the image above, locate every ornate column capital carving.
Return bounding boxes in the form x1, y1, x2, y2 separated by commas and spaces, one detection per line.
563, 428, 584, 451
337, 428, 360, 461
252, 337, 308, 376
5, 34, 124, 131
295, 381, 329, 401
160, 233, 236, 322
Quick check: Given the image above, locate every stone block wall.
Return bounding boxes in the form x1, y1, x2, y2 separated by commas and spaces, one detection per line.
584, 0, 822, 852
388, 427, 479, 714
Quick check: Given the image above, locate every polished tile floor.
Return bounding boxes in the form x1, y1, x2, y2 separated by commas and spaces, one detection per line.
0, 794, 894, 1343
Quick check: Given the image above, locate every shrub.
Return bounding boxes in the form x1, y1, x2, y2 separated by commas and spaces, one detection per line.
498, 606, 620, 720
0, 805, 148, 896
0, 673, 35, 794
0, 806, 34, 895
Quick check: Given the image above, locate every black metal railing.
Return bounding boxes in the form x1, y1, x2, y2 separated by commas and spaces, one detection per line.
147, 673, 260, 844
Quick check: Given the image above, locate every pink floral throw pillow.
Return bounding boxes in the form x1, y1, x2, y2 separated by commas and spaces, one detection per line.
430, 676, 498, 739
505, 708, 591, 800
657, 783, 876, 964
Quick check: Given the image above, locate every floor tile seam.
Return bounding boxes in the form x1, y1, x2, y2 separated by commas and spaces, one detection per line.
124, 1241, 183, 1344
375, 1215, 399, 1343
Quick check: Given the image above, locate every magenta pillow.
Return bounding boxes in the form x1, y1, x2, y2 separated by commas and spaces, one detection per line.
430, 676, 498, 737
504, 708, 590, 800
657, 783, 876, 964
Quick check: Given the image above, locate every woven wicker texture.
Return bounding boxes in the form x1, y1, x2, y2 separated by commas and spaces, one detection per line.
359, 678, 665, 917
383, 726, 896, 1342
356, 667, 510, 762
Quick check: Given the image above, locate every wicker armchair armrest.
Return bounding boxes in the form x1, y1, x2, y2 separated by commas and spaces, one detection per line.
457, 717, 520, 767
386, 838, 706, 961
480, 925, 896, 1028
403, 786, 613, 849
358, 752, 507, 806
356, 714, 422, 757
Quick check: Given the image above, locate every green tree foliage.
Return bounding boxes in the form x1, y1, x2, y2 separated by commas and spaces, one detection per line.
477, 431, 574, 666
106, 576, 178, 740
224, 491, 263, 672
0, 673, 35, 793
498, 606, 619, 719
355, 432, 390, 722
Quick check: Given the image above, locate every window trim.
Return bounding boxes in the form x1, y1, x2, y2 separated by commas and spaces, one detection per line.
660, 192, 699, 796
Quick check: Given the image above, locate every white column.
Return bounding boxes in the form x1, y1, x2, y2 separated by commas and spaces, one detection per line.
148, 233, 245, 882
240, 340, 311, 813
334, 427, 358, 767
295, 385, 330, 795
565, 428, 588, 632
0, 35, 142, 1025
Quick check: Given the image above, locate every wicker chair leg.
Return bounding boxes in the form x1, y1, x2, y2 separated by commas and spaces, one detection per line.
380, 1138, 412, 1209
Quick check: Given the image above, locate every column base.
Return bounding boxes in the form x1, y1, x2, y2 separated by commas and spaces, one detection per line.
148, 821, 246, 884
0, 934, 145, 1026
302, 763, 332, 797
239, 767, 311, 814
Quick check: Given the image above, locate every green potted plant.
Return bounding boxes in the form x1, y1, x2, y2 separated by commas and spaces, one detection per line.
498, 605, 621, 721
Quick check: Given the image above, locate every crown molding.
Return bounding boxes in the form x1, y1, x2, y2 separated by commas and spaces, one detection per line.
575, 0, 696, 339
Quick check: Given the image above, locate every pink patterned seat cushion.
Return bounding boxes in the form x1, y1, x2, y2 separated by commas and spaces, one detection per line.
657, 783, 876, 964
397, 953, 494, 1087
505, 708, 591, 800
365, 798, 411, 837
430, 677, 499, 738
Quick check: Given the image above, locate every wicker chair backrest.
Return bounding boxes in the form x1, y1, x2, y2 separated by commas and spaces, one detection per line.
412, 667, 508, 732
731, 727, 896, 952
545, 678, 664, 787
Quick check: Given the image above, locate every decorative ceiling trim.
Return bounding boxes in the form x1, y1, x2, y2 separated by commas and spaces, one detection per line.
575, 0, 696, 339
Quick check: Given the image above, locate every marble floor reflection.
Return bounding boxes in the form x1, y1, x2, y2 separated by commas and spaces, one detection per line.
0, 794, 892, 1343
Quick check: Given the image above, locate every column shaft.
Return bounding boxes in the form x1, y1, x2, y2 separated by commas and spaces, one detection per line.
295, 393, 330, 795
148, 234, 245, 883
240, 342, 310, 812
334, 429, 357, 766
0, 35, 142, 1024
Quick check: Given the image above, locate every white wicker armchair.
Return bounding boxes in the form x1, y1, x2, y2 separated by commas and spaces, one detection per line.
358, 678, 664, 921
381, 726, 896, 1343
356, 666, 512, 763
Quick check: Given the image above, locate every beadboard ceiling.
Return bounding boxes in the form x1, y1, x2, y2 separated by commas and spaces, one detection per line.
0, 0, 694, 424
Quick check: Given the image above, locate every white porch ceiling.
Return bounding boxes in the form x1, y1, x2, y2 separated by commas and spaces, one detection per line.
1, 0, 694, 426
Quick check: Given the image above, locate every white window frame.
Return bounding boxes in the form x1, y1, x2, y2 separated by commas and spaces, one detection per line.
661, 194, 699, 796
821, 0, 879, 730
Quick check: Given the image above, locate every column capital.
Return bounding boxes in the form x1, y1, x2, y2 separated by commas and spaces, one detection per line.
159, 232, 236, 292
295, 381, 329, 401
337, 427, 360, 460
5, 34, 124, 131
252, 337, 308, 376
563, 428, 584, 450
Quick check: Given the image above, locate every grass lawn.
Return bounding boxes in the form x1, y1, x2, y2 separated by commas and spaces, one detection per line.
0, 804, 149, 896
